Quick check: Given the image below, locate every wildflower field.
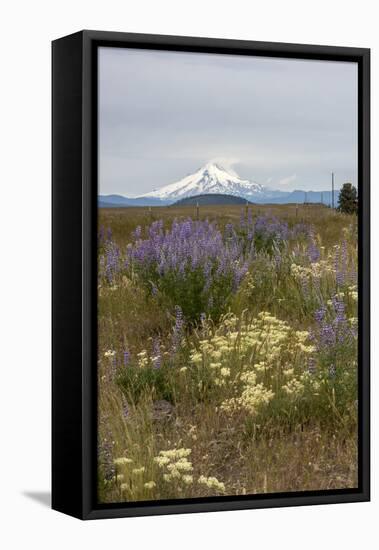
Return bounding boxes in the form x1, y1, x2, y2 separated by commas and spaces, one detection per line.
97, 203, 358, 503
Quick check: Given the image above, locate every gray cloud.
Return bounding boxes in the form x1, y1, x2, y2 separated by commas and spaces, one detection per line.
99, 47, 358, 195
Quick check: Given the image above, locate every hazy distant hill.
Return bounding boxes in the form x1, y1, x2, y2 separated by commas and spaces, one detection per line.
264, 189, 339, 206
98, 194, 169, 208
173, 193, 253, 206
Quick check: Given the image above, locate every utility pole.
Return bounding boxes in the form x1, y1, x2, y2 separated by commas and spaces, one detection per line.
331, 172, 335, 209
321, 191, 323, 205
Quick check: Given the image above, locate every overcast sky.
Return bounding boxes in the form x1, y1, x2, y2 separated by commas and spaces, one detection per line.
99, 47, 358, 196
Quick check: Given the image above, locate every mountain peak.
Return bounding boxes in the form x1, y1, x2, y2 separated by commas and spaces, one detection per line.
139, 162, 265, 201
200, 161, 238, 177
202, 161, 226, 172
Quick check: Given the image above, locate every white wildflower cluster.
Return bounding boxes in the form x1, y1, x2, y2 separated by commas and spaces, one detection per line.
154, 448, 193, 484
114, 457, 133, 466
282, 378, 305, 397
198, 475, 225, 493
153, 448, 227, 492
144, 481, 156, 490
347, 284, 358, 302
190, 312, 295, 375
294, 331, 315, 354
191, 312, 314, 377
221, 372, 274, 415
291, 261, 334, 281
113, 457, 157, 495
137, 350, 148, 368
189, 312, 317, 416
334, 285, 358, 303
282, 372, 321, 399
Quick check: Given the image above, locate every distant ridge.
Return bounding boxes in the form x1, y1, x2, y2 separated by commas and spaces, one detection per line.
173, 193, 253, 206
265, 189, 339, 206
98, 194, 169, 208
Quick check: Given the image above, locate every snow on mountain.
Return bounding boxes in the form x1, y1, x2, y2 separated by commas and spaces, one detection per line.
138, 162, 266, 202
98, 162, 336, 207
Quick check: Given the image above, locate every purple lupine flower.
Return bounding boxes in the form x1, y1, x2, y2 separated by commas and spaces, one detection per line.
123, 349, 130, 367
291, 222, 310, 238
313, 294, 355, 352
332, 295, 346, 324
104, 240, 121, 284
307, 231, 320, 263
98, 225, 105, 245
319, 323, 336, 347
233, 262, 249, 291
332, 295, 349, 344
274, 252, 282, 269
122, 398, 130, 419
106, 227, 112, 241
152, 337, 162, 369
351, 319, 358, 339
315, 306, 327, 323
252, 215, 292, 249
125, 218, 252, 318
124, 216, 310, 319
133, 225, 142, 240
340, 240, 348, 284
171, 305, 184, 354
334, 241, 348, 287
335, 245, 344, 286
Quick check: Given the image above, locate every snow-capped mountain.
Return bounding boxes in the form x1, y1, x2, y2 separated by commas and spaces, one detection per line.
99, 162, 338, 207
139, 162, 266, 202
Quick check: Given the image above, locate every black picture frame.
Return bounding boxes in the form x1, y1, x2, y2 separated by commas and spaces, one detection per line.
52, 30, 370, 520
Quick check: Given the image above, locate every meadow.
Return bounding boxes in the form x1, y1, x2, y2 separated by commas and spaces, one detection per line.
97, 203, 358, 503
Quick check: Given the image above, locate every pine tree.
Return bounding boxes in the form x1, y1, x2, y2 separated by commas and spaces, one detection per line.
338, 183, 358, 214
